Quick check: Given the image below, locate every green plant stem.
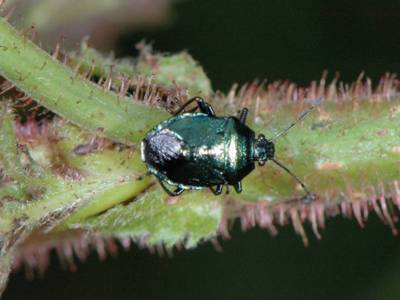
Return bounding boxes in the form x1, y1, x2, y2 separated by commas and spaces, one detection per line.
0, 17, 169, 144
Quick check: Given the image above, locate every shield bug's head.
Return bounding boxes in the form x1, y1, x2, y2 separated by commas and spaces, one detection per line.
253, 134, 275, 165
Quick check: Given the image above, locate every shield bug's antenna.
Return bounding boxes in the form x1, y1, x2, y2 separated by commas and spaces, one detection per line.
270, 158, 311, 196
266, 99, 321, 198
271, 99, 321, 142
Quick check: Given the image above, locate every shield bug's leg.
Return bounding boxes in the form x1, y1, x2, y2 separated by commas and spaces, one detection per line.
196, 98, 216, 116
158, 178, 185, 196
173, 97, 199, 115
174, 97, 216, 116
171, 187, 185, 196
233, 181, 242, 193
239, 108, 248, 125
209, 185, 223, 195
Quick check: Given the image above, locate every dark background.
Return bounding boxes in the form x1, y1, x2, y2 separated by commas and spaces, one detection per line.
4, 0, 400, 299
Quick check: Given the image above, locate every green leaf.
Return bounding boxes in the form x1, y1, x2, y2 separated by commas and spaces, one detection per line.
71, 40, 213, 98
136, 51, 213, 98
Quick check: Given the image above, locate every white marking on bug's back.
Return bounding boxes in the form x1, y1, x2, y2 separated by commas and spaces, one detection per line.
227, 135, 238, 169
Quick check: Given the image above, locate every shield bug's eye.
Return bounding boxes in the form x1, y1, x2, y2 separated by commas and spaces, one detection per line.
254, 134, 275, 163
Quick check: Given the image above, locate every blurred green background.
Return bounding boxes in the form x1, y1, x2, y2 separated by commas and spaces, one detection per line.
4, 0, 400, 299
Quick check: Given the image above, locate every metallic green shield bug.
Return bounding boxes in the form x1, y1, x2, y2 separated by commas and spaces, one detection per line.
141, 97, 315, 197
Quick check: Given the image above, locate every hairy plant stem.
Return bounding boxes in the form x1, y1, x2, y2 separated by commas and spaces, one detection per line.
0, 18, 169, 144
